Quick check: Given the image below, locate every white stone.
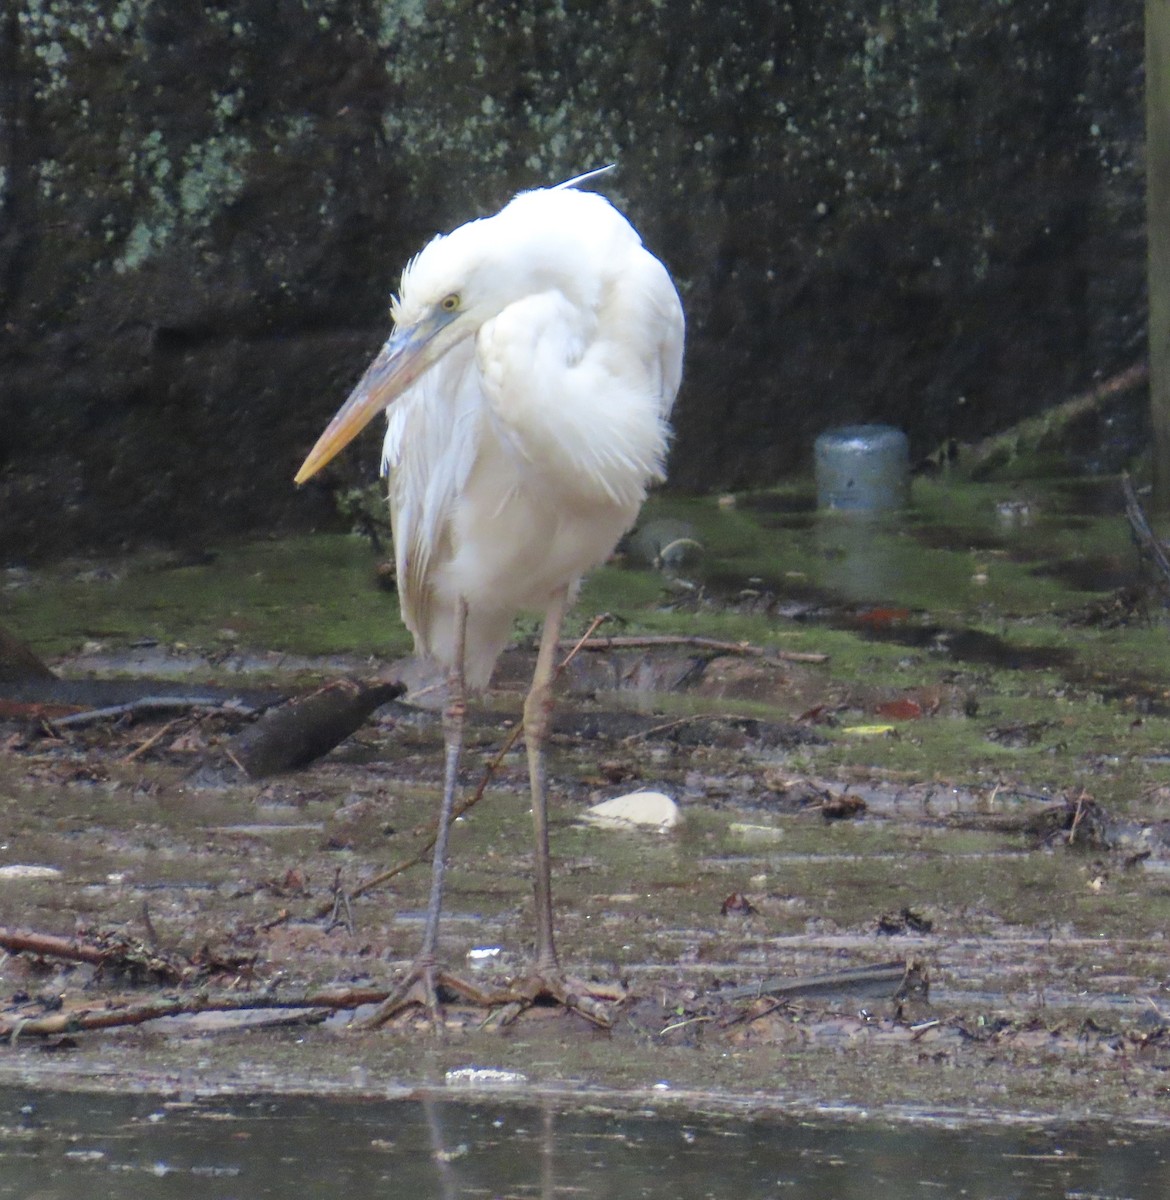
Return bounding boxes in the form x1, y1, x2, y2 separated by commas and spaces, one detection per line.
727, 822, 784, 844
445, 1067, 528, 1087
583, 791, 680, 831
0, 864, 62, 880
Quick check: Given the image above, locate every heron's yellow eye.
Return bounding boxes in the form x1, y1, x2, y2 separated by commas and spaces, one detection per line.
440, 293, 460, 312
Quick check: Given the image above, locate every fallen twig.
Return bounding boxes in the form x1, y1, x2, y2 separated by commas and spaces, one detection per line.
947, 361, 1148, 478
0, 926, 186, 983
0, 986, 394, 1039
48, 696, 257, 730
0, 928, 109, 966
0, 972, 614, 1037
120, 717, 183, 763
563, 633, 827, 664
619, 712, 756, 745
1068, 789, 1089, 846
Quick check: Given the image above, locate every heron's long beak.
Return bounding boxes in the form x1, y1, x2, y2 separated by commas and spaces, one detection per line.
294, 308, 459, 484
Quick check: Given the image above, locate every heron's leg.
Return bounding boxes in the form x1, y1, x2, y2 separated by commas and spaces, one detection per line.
357, 600, 486, 1028
492, 587, 616, 1028
525, 586, 570, 973
419, 597, 469, 966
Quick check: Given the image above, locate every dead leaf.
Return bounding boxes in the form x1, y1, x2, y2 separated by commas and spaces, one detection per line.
720, 892, 758, 916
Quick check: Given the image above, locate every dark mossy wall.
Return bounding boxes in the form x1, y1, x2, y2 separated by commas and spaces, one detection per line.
0, 1, 1144, 558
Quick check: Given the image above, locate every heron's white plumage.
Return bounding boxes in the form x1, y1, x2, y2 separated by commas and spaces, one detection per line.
292, 175, 685, 1014
381, 184, 684, 687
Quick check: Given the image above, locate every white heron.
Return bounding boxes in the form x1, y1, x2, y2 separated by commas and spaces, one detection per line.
295, 169, 685, 1024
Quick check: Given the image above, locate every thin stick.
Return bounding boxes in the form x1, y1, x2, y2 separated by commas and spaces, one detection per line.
561, 633, 827, 664
658, 1014, 715, 1036
1067, 789, 1089, 845
0, 926, 184, 982
620, 712, 748, 745
562, 612, 616, 661
120, 718, 183, 763
0, 928, 109, 966
48, 697, 254, 731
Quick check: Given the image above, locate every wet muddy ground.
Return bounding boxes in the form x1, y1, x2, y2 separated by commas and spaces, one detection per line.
4, 475, 1170, 1126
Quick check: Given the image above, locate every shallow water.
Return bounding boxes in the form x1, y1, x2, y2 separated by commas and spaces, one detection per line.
4, 1089, 1168, 1199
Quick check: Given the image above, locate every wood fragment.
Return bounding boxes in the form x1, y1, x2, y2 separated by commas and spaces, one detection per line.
0, 986, 394, 1038
1067, 789, 1089, 846
0, 928, 109, 966
48, 697, 256, 730
0, 926, 185, 983
120, 717, 183, 763
563, 633, 827, 664
1, 974, 605, 1038
620, 713, 730, 745
229, 678, 406, 777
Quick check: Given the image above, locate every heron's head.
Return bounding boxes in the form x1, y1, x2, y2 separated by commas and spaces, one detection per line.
294, 188, 607, 484
395, 188, 604, 319
293, 238, 477, 485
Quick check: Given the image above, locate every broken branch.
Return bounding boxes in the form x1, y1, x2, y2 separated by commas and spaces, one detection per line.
0, 928, 109, 966
0, 926, 185, 983
0, 986, 393, 1039
48, 696, 257, 730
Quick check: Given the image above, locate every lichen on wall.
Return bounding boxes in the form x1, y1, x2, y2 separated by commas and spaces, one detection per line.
115, 130, 253, 274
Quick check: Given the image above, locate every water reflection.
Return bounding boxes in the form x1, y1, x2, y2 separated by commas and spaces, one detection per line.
814, 512, 909, 604
2, 1089, 1168, 1198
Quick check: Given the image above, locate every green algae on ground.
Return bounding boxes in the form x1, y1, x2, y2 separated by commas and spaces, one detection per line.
4, 536, 410, 661
6, 476, 1170, 824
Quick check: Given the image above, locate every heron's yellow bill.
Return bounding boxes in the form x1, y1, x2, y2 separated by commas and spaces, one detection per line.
294, 308, 459, 484
294, 385, 385, 484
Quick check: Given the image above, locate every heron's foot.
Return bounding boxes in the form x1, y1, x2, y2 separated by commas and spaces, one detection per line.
353, 961, 499, 1030
496, 969, 624, 1029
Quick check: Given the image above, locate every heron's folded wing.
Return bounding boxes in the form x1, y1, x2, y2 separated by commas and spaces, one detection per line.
383, 343, 482, 647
